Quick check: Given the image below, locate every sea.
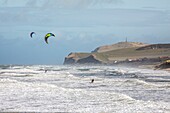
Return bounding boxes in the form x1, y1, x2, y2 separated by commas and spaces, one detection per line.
0, 65, 170, 113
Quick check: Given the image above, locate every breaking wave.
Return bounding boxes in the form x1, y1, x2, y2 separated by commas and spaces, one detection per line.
0, 65, 169, 112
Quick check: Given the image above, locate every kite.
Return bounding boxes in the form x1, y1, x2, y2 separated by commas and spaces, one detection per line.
44, 33, 55, 44
30, 32, 36, 38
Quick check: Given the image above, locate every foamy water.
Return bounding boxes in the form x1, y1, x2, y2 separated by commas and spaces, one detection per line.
0, 65, 170, 112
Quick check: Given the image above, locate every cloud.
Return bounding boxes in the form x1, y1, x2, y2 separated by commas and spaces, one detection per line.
0, 0, 124, 9
1, 0, 170, 11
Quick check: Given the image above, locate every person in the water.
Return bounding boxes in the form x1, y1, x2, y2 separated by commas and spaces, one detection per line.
45, 70, 47, 73
91, 79, 94, 83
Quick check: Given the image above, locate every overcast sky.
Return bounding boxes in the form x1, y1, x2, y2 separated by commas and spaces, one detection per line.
0, 0, 170, 65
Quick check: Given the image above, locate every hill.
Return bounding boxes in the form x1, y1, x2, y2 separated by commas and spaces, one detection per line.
64, 42, 170, 66
92, 42, 147, 53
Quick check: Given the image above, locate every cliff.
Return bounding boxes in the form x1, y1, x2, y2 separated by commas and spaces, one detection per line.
64, 52, 91, 64
77, 54, 102, 64
64, 42, 170, 65
155, 60, 170, 69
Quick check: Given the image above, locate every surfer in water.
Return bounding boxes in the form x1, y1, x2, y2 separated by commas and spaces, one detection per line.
45, 70, 47, 73
91, 79, 94, 83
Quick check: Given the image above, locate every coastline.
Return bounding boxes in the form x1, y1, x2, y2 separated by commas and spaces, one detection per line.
64, 61, 170, 73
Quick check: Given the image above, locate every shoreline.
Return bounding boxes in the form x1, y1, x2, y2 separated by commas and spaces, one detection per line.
64, 61, 170, 73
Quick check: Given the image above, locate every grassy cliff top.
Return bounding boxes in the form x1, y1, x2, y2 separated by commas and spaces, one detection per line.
92, 42, 147, 53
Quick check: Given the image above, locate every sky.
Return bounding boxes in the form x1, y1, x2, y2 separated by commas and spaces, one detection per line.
0, 0, 170, 65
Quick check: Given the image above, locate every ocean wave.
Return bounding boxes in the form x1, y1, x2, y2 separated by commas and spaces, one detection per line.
0, 78, 19, 83
0, 65, 169, 112
0, 65, 11, 69
77, 68, 91, 71
0, 71, 38, 77
145, 78, 170, 83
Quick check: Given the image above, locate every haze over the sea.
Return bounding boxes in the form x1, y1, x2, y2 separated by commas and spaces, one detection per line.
0, 0, 170, 64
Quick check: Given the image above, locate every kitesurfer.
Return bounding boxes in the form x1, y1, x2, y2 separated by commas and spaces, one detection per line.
45, 70, 47, 73
91, 79, 94, 83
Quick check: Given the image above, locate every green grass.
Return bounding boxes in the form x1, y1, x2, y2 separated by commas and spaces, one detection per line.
75, 53, 91, 58
95, 53, 109, 62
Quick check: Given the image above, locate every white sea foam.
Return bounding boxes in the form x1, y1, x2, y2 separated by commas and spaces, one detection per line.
0, 65, 169, 112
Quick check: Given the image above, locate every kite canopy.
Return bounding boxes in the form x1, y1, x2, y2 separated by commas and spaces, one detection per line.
44, 33, 55, 44
30, 32, 36, 38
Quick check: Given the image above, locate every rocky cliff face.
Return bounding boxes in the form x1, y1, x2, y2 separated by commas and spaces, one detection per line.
64, 53, 102, 64
77, 54, 102, 64
63, 53, 79, 64
155, 60, 170, 69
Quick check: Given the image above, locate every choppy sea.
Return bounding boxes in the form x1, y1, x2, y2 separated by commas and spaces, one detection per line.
0, 65, 170, 113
